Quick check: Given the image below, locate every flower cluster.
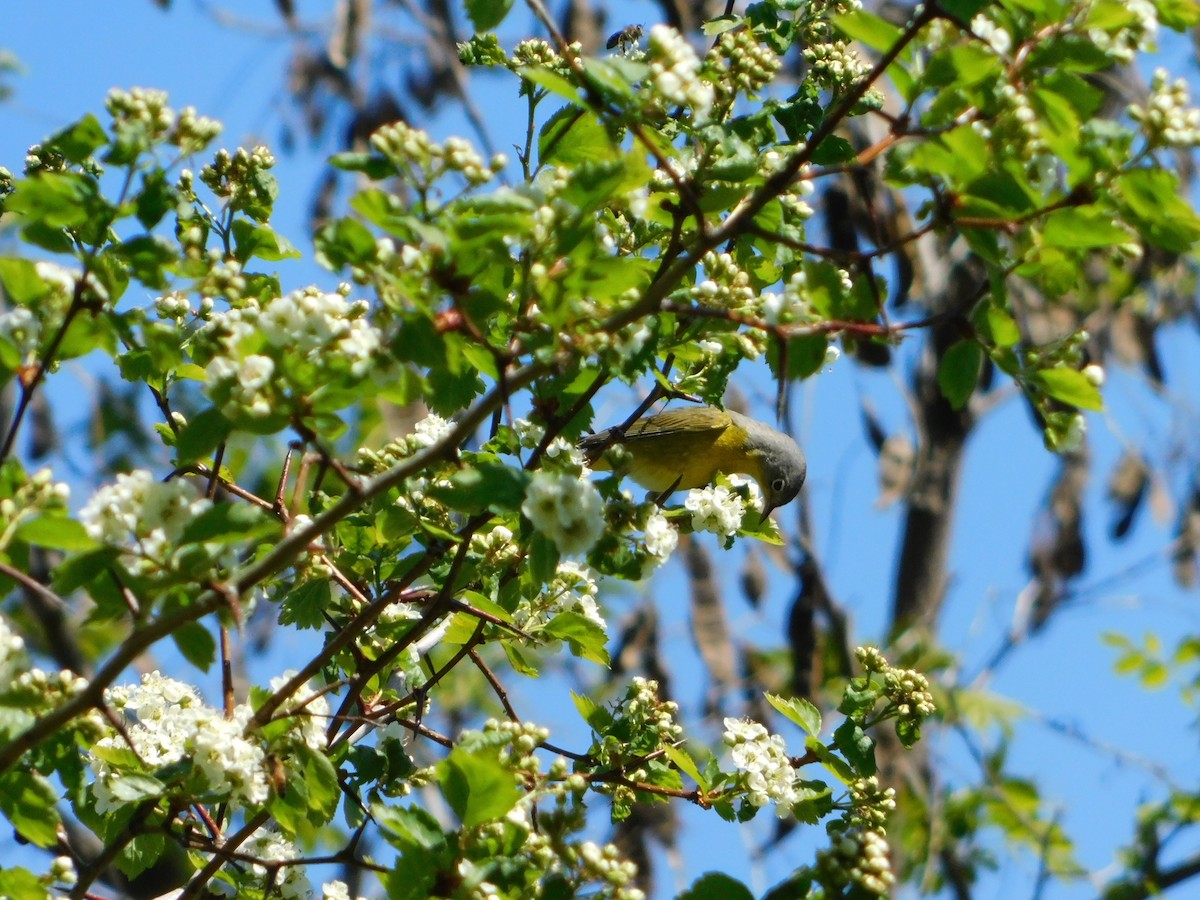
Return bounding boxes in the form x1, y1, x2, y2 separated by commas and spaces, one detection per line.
517, 559, 608, 634
1131, 68, 1200, 148
711, 30, 781, 102
620, 677, 683, 750
971, 13, 1013, 56
243, 829, 312, 900
760, 270, 814, 326
804, 40, 872, 91
692, 251, 755, 308
684, 484, 745, 538
855, 645, 937, 734
0, 614, 29, 686
90, 671, 329, 818
574, 841, 644, 899
371, 120, 506, 188
522, 468, 605, 555
723, 716, 803, 816
815, 825, 895, 895
106, 87, 175, 153
199, 286, 382, 418
645, 25, 714, 120
79, 469, 211, 574
199, 145, 277, 214
992, 82, 1046, 162
0, 467, 70, 553
846, 775, 897, 830
1087, 0, 1157, 63
510, 38, 563, 70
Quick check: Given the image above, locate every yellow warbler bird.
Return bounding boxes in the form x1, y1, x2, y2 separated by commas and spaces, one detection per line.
579, 406, 806, 517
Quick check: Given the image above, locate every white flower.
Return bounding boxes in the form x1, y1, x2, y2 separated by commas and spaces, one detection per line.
643, 508, 678, 563
971, 14, 1011, 55
647, 25, 714, 119
684, 484, 744, 537
79, 470, 211, 571
244, 831, 311, 900
723, 717, 801, 815
410, 413, 453, 450
522, 470, 605, 555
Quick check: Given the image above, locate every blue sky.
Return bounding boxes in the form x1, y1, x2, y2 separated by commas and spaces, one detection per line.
2, 2, 1199, 898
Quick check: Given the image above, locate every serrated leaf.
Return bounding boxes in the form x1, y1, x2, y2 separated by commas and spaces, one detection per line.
543, 610, 610, 665
427, 459, 529, 514
663, 744, 708, 789
0, 770, 61, 847
1040, 207, 1131, 249
766, 692, 822, 736
438, 746, 522, 828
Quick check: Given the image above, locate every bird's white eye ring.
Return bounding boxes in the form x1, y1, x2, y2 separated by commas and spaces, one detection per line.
772, 477, 786, 492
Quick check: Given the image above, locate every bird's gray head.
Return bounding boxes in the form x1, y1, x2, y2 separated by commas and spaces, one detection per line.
742, 416, 807, 518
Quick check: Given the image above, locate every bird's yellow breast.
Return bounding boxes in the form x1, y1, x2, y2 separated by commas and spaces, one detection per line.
597, 422, 764, 492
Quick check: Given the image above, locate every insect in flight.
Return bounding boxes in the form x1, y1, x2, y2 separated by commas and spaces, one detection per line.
606, 24, 644, 53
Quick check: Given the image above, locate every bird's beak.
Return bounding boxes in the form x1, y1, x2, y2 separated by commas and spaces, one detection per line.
759, 504, 775, 525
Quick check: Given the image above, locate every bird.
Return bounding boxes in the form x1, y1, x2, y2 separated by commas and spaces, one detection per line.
579, 405, 806, 518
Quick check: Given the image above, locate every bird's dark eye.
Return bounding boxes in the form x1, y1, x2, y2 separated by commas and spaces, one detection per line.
772, 478, 786, 493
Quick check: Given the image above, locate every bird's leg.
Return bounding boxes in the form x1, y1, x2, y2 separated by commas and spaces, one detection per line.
653, 474, 684, 507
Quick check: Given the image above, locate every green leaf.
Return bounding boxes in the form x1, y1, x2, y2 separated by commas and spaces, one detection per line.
136, 169, 176, 228
171, 621, 216, 671
1114, 168, 1200, 253
543, 610, 610, 665
180, 503, 278, 545
465, 0, 513, 31
279, 579, 332, 630
231, 219, 301, 262
428, 460, 530, 514
571, 690, 612, 731
437, 746, 522, 828
937, 339, 983, 410
6, 172, 99, 228
679, 873, 755, 900
0, 867, 50, 900
766, 693, 822, 736
297, 743, 341, 824
315, 217, 379, 270
117, 832, 166, 879
329, 151, 396, 179
529, 530, 560, 586
539, 106, 614, 168
14, 515, 96, 551
835, 10, 904, 51
51, 546, 121, 594
521, 68, 583, 105
1031, 367, 1103, 411
663, 744, 708, 789
832, 719, 877, 776
47, 113, 108, 162
1040, 207, 1132, 249
175, 407, 233, 464
0, 258, 50, 304
809, 135, 854, 165
0, 770, 61, 847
